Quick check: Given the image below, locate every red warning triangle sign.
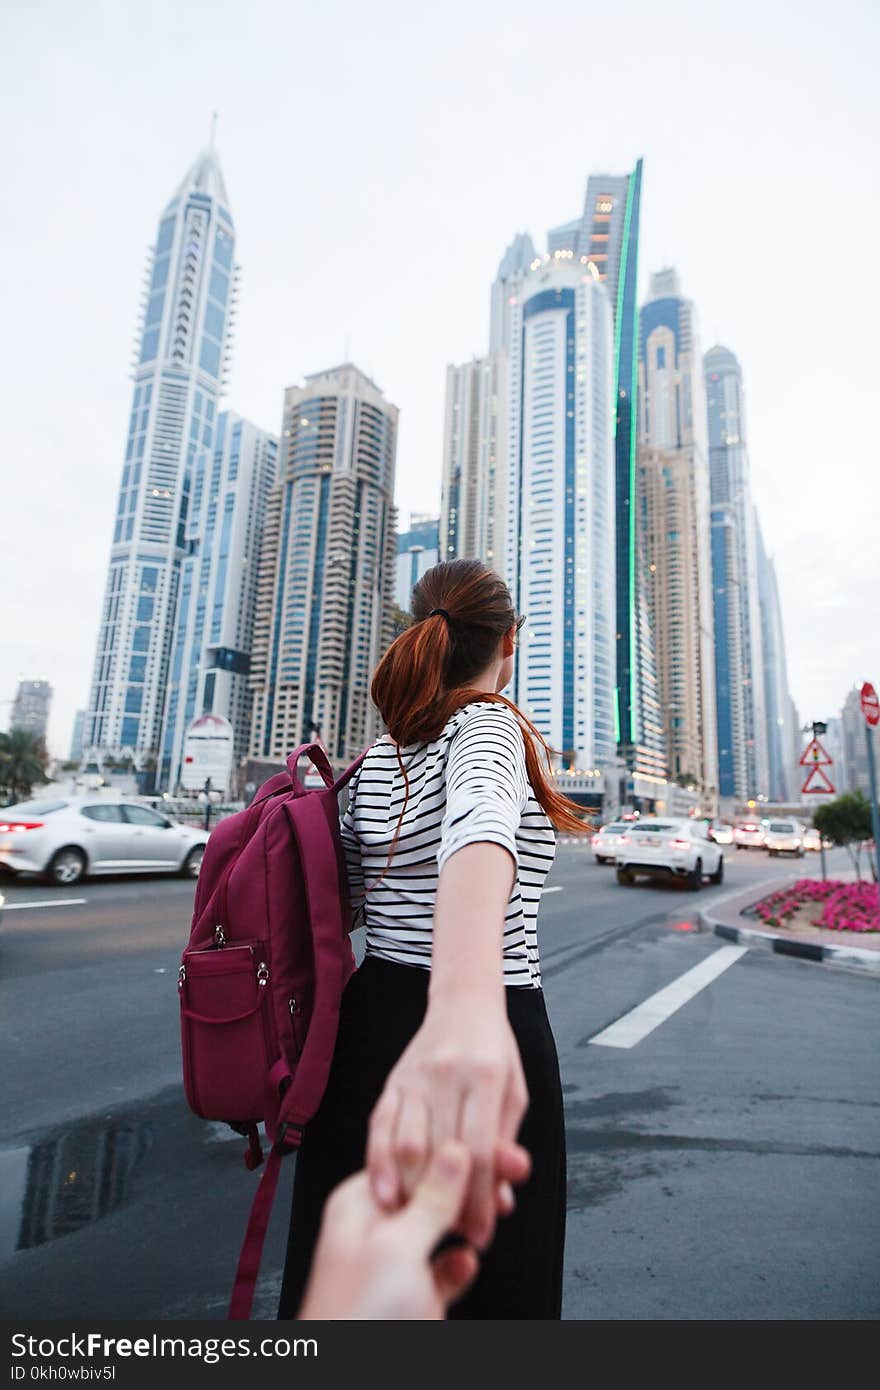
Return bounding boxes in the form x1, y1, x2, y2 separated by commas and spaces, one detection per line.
801, 764, 835, 794
799, 737, 833, 767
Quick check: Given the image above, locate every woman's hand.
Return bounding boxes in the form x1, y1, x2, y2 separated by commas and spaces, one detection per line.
366, 993, 530, 1250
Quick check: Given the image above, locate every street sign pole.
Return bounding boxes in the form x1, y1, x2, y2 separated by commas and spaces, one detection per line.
866, 725, 880, 889
803, 721, 833, 879
860, 683, 880, 889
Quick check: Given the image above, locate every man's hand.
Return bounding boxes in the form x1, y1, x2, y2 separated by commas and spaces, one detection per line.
298, 1140, 525, 1320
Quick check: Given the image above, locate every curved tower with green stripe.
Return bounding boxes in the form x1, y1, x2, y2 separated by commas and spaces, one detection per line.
549, 159, 666, 786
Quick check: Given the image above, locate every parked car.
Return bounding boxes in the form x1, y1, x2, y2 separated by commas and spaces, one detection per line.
0, 797, 210, 885
802, 826, 822, 852
615, 818, 723, 890
733, 819, 766, 850
708, 821, 734, 845
590, 821, 631, 865
763, 819, 805, 857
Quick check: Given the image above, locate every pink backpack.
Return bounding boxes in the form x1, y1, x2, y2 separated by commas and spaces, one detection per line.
179, 741, 367, 1319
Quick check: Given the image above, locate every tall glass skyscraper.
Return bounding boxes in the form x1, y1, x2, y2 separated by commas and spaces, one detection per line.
492, 256, 617, 772
547, 161, 666, 782
704, 345, 768, 800
638, 270, 718, 799
85, 144, 236, 774
754, 515, 794, 803
158, 412, 278, 792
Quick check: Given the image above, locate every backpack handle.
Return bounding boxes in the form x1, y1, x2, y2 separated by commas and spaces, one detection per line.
286, 742, 335, 795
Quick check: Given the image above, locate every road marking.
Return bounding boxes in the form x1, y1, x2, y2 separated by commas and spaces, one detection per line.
543, 886, 563, 894
1, 898, 88, 911
588, 944, 749, 1049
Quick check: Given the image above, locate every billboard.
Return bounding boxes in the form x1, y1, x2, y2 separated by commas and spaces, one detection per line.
180, 714, 234, 796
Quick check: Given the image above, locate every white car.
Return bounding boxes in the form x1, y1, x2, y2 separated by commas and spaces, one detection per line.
802, 827, 823, 852
764, 819, 805, 857
734, 820, 765, 850
0, 797, 210, 885
708, 822, 734, 845
615, 818, 724, 890
590, 822, 631, 864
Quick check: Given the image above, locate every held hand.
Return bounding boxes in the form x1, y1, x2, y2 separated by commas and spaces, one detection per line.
298, 1141, 480, 1320
366, 998, 530, 1249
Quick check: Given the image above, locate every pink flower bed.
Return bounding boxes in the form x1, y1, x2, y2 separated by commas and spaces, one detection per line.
754, 879, 879, 933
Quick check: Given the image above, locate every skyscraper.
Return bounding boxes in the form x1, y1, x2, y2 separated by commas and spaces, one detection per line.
249, 365, 398, 764
440, 359, 488, 563
69, 709, 86, 764
704, 345, 768, 799
547, 161, 665, 780
495, 255, 617, 771
754, 515, 795, 802
85, 142, 237, 777
396, 514, 439, 612
158, 412, 278, 791
710, 502, 747, 797
638, 269, 718, 798
439, 356, 506, 571
10, 680, 53, 741
840, 686, 877, 799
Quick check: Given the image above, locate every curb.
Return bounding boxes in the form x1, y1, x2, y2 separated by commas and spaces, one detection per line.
696, 902, 880, 974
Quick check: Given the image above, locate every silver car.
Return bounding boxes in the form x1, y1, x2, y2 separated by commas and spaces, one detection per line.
0, 797, 209, 885
764, 819, 805, 857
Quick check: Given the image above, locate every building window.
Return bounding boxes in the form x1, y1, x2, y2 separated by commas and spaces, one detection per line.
120, 717, 140, 745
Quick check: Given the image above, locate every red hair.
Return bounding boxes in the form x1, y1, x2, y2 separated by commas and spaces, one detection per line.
366, 559, 593, 890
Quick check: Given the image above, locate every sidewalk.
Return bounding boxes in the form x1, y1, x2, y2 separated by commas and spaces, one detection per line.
696, 873, 880, 973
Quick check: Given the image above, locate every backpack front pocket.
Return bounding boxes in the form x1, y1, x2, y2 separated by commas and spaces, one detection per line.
179, 942, 272, 1122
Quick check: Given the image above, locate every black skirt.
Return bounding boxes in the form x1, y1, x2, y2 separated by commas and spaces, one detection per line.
277, 954, 566, 1320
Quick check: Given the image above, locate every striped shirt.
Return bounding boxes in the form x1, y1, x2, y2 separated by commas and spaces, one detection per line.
339, 700, 557, 988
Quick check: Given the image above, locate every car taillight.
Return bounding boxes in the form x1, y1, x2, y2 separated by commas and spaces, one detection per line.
670, 838, 689, 848
0, 821, 44, 833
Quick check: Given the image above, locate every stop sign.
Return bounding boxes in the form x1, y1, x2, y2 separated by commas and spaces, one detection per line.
861, 682, 880, 727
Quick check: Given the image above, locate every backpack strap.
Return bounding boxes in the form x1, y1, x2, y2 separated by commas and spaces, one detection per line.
332, 746, 369, 794
287, 742, 335, 795
227, 1146, 286, 1320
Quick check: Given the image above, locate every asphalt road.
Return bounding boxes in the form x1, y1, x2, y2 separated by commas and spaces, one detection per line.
1, 843, 878, 1321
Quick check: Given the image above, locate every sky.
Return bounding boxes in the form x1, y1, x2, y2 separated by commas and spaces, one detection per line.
2, 0, 878, 758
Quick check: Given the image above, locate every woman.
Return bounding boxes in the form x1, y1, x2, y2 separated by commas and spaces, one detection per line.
278, 558, 590, 1319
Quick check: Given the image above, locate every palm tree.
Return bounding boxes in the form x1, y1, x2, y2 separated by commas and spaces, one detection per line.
0, 729, 49, 804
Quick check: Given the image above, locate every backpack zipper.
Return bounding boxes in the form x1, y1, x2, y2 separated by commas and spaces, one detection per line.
288, 997, 303, 1056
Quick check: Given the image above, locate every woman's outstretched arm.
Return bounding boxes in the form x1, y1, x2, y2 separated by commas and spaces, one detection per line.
366, 704, 531, 1250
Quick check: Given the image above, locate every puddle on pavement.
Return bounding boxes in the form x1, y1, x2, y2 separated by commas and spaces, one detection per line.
0, 1116, 152, 1257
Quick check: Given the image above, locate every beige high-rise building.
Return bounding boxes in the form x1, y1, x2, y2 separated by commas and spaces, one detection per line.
439, 355, 507, 573
638, 269, 718, 801
249, 364, 398, 764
